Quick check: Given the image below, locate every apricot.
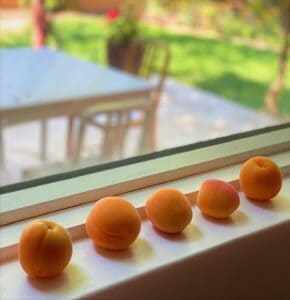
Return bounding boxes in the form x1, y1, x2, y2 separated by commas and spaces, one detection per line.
18, 219, 73, 278
146, 188, 192, 233
197, 179, 240, 219
239, 156, 282, 201
86, 197, 141, 250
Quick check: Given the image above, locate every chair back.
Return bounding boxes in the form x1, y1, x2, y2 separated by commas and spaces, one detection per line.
139, 40, 170, 101
125, 39, 170, 107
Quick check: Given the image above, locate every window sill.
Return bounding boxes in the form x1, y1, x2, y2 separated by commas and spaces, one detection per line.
1, 124, 290, 299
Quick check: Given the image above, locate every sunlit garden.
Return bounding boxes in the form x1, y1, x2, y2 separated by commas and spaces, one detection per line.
1, 0, 290, 117
0, 0, 289, 186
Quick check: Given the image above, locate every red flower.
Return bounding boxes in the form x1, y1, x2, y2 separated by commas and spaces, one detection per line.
106, 9, 119, 21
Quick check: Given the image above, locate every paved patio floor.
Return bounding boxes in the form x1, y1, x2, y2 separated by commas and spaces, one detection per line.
1, 79, 281, 185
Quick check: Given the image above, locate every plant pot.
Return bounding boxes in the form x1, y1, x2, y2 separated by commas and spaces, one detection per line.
107, 39, 145, 75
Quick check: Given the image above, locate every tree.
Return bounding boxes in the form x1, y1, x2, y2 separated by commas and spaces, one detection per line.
154, 0, 289, 115
250, 0, 290, 115
265, 1, 290, 115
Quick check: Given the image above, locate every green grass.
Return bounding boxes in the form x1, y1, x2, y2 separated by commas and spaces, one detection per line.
146, 0, 282, 46
1, 16, 289, 117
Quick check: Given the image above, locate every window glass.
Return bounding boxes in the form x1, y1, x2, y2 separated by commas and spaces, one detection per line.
1, 0, 288, 188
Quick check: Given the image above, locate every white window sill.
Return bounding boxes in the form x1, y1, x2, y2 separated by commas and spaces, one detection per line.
1, 124, 290, 299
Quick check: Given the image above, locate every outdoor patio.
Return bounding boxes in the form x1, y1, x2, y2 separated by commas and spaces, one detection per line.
0, 1, 289, 187
1, 78, 280, 185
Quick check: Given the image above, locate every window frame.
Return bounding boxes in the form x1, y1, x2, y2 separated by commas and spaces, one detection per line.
0, 123, 289, 227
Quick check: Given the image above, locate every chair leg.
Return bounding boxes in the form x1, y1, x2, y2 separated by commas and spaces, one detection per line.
40, 119, 48, 162
67, 115, 75, 160
148, 107, 157, 152
139, 107, 155, 154
117, 111, 130, 159
74, 117, 86, 164
0, 129, 4, 170
113, 111, 122, 159
101, 112, 115, 161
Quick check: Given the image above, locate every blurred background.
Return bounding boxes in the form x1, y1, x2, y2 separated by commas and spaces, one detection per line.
0, 0, 289, 186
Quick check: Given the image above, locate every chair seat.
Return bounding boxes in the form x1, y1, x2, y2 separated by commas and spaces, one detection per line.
86, 98, 150, 116
92, 109, 143, 127
83, 98, 149, 128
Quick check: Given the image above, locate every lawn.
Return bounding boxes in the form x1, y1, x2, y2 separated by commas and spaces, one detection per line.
1, 15, 289, 117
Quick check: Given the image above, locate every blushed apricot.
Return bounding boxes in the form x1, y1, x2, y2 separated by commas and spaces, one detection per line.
239, 156, 282, 201
86, 197, 141, 250
146, 188, 192, 233
197, 179, 240, 219
18, 219, 73, 278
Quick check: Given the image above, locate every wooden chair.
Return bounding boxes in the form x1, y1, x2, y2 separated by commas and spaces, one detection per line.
73, 98, 152, 163
22, 98, 152, 180
73, 40, 170, 162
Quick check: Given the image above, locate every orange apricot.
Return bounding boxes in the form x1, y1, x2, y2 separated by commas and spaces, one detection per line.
197, 179, 240, 219
18, 219, 73, 278
86, 197, 141, 250
239, 156, 282, 201
146, 188, 192, 233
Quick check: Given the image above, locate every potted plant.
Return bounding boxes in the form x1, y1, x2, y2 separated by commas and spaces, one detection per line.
106, 8, 145, 75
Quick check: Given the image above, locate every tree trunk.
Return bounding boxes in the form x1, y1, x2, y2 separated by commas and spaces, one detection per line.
231, 0, 244, 15
265, 6, 290, 115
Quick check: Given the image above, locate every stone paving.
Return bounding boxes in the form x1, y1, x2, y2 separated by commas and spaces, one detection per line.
1, 78, 281, 185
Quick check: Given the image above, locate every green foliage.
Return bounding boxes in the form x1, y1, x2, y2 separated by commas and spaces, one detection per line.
248, 0, 288, 25
45, 0, 66, 11
146, 0, 282, 46
19, 0, 66, 11
157, 0, 193, 10
219, 12, 256, 39
107, 15, 140, 45
0, 30, 30, 48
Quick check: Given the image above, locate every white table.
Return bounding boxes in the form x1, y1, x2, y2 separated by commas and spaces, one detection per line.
0, 48, 153, 163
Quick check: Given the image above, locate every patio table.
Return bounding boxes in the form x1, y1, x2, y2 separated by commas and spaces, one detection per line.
0, 48, 153, 164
